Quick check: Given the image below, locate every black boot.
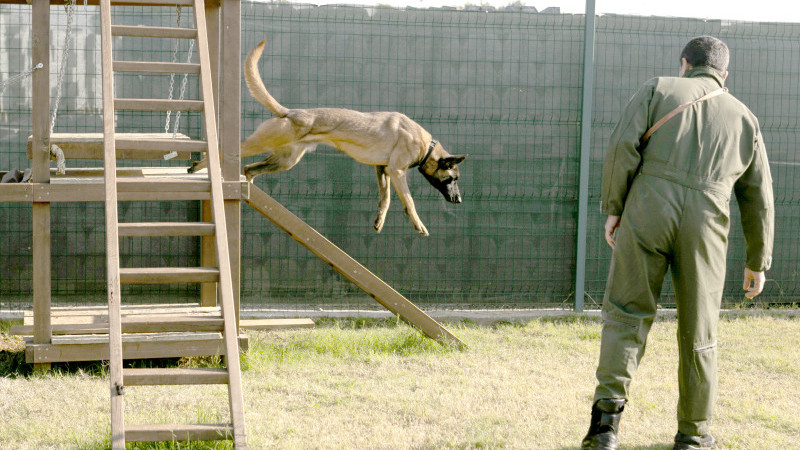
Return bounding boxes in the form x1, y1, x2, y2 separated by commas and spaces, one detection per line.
673, 431, 715, 449
581, 398, 626, 450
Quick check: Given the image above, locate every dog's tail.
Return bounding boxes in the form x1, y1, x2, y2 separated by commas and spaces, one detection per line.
245, 40, 289, 118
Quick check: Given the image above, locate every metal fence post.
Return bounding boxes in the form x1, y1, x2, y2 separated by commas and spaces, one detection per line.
574, 0, 597, 312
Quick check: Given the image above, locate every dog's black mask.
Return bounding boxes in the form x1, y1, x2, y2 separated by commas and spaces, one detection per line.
420, 155, 467, 204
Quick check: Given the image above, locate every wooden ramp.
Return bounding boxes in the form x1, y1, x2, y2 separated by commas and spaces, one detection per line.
98, 0, 246, 446
245, 184, 465, 350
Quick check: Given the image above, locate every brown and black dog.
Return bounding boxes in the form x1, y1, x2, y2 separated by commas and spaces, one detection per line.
191, 40, 466, 236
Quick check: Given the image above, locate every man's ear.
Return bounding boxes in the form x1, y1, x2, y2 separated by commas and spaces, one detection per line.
679, 57, 692, 76
438, 155, 467, 169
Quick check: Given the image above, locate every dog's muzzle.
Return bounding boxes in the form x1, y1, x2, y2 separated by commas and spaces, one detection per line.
446, 184, 462, 204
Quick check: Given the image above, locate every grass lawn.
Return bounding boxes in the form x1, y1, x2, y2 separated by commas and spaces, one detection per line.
1, 314, 799, 449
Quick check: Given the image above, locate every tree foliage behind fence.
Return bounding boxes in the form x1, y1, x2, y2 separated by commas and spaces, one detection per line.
0, 3, 798, 313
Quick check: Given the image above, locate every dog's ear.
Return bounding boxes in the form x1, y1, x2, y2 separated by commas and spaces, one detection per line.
438, 154, 467, 170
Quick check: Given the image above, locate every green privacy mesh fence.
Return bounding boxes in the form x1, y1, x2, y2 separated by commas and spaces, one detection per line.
0, 2, 798, 313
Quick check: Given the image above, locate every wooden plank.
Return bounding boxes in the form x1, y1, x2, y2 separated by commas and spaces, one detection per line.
25, 334, 249, 363
126, 424, 232, 442
0, 184, 33, 202
112, 25, 197, 39
51, 331, 221, 345
117, 179, 210, 192
121, 315, 224, 333
245, 185, 466, 350
220, 0, 242, 324
114, 61, 200, 74
119, 222, 216, 237
5, 183, 244, 203
239, 318, 315, 330
120, 267, 220, 284
110, 0, 193, 5
123, 368, 229, 385
116, 136, 207, 153
31, 0, 52, 375
115, 98, 204, 112
30, 182, 244, 202
32, 203, 51, 346
27, 133, 203, 160
99, 0, 125, 446
220, 0, 241, 181
201, 201, 217, 307
13, 318, 223, 335
194, 1, 248, 446
31, 0, 49, 184
43, 303, 219, 314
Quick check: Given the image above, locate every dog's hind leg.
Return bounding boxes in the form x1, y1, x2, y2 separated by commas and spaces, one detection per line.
243, 144, 313, 181
373, 165, 391, 233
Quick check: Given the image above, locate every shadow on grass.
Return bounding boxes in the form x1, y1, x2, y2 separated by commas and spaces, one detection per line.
555, 445, 673, 450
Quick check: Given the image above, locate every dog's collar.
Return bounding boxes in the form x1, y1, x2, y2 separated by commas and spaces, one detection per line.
413, 139, 437, 170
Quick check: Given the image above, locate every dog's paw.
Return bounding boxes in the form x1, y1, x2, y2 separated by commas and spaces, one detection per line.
415, 223, 429, 237
373, 215, 386, 233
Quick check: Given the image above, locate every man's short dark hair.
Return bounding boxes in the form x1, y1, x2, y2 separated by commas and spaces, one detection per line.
680, 36, 729, 73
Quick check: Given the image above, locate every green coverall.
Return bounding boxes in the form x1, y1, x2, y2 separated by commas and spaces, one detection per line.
595, 66, 774, 436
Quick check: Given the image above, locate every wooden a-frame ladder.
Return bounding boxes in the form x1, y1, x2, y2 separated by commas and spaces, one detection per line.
99, 0, 247, 447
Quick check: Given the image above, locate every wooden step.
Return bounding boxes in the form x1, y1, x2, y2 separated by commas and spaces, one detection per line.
122, 315, 224, 333
111, 25, 197, 39
119, 222, 215, 237
115, 136, 208, 159
114, 61, 201, 74
117, 179, 210, 193
11, 316, 223, 335
115, 98, 204, 112
125, 424, 232, 442
124, 368, 229, 386
120, 267, 220, 284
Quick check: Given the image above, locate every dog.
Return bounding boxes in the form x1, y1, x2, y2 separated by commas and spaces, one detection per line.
190, 40, 466, 236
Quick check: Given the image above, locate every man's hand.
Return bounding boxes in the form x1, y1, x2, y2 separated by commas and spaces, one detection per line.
604, 215, 621, 249
743, 268, 766, 299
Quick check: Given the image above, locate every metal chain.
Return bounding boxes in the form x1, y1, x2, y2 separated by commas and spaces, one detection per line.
50, 0, 76, 135
171, 38, 195, 139
165, 5, 182, 133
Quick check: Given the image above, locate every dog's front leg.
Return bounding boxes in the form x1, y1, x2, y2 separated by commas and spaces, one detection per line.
374, 166, 391, 233
387, 169, 429, 236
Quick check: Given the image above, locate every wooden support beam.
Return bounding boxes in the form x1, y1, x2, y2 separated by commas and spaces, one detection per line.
220, 0, 242, 326
31, 0, 52, 374
245, 185, 465, 350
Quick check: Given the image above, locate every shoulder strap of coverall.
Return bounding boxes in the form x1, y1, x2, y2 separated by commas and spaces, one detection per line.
641, 87, 729, 143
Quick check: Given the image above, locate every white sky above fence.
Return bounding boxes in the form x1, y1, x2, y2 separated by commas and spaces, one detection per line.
278, 0, 800, 23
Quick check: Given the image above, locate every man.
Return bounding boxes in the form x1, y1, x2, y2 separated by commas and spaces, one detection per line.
582, 36, 774, 450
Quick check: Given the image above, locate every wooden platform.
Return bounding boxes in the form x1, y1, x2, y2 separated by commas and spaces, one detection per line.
11, 304, 315, 363
0, 167, 249, 203
15, 304, 245, 364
